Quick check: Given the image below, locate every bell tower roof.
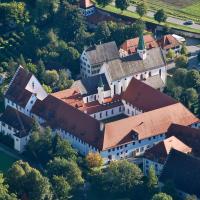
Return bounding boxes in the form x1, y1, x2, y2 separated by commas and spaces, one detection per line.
98, 76, 104, 88
138, 32, 145, 50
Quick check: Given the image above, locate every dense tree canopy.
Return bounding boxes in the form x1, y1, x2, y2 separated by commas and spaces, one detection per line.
6, 161, 52, 200
115, 0, 130, 11
154, 9, 167, 23
152, 192, 172, 200
136, 2, 147, 18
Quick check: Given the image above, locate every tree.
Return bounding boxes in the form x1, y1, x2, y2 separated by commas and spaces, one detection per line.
173, 68, 187, 86
175, 55, 188, 68
47, 157, 84, 187
37, 59, 46, 82
0, 2, 29, 30
171, 86, 183, 101
26, 127, 53, 164
86, 152, 103, 168
0, 173, 17, 200
96, 0, 112, 7
115, 0, 130, 12
34, 0, 60, 22
185, 88, 198, 107
52, 175, 71, 200
57, 69, 73, 90
44, 70, 59, 87
136, 3, 147, 18
23, 169, 52, 200
42, 84, 52, 93
180, 44, 188, 55
147, 165, 158, 189
95, 22, 111, 43
185, 69, 200, 89
152, 192, 172, 200
52, 134, 77, 161
101, 160, 143, 194
185, 194, 198, 200
6, 160, 52, 200
166, 49, 175, 60
154, 9, 167, 23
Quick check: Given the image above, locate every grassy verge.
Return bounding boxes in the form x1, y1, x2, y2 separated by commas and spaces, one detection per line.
96, 4, 200, 34
0, 149, 17, 172
132, 0, 200, 23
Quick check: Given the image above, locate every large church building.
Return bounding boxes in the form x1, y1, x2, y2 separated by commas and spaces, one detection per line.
0, 34, 199, 162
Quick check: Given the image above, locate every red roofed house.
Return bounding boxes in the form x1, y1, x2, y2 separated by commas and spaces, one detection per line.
119, 34, 158, 57
143, 136, 192, 176
79, 0, 95, 16
158, 34, 182, 54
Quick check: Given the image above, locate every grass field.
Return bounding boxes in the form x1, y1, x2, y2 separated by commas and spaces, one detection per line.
135, 0, 200, 23
0, 150, 17, 172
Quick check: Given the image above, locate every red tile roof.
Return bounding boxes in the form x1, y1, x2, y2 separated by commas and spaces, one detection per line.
32, 95, 104, 149
102, 103, 198, 150
167, 124, 200, 158
158, 34, 181, 50
120, 35, 158, 55
52, 88, 122, 114
144, 136, 192, 164
122, 78, 177, 112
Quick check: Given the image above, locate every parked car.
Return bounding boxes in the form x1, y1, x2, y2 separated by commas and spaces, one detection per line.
184, 20, 194, 25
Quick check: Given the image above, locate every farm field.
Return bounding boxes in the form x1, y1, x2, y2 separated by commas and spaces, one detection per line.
134, 0, 200, 23
0, 149, 17, 172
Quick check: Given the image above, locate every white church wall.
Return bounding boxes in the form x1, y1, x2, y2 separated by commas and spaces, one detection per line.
56, 129, 97, 155
90, 105, 124, 121
13, 135, 30, 152
100, 133, 166, 163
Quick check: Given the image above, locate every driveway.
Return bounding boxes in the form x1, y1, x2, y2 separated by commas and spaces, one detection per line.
186, 38, 200, 69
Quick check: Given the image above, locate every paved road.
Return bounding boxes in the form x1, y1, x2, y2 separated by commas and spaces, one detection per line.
127, 5, 200, 30
111, 2, 200, 30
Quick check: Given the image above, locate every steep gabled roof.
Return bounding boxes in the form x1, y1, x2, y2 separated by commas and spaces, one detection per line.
104, 47, 166, 82
85, 41, 119, 66
32, 95, 103, 149
160, 149, 200, 198
120, 34, 158, 54
144, 136, 192, 164
123, 78, 177, 112
167, 124, 200, 158
102, 103, 198, 150
5, 66, 32, 107
80, 0, 94, 9
0, 106, 33, 138
159, 34, 181, 50
72, 73, 110, 96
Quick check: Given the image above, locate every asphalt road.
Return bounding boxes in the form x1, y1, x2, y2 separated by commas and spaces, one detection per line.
127, 5, 200, 30
110, 2, 200, 30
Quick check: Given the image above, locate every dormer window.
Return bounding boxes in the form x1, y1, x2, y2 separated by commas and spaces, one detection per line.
32, 82, 34, 89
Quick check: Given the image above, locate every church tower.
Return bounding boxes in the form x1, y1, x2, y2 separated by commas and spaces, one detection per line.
97, 76, 104, 104
137, 32, 147, 60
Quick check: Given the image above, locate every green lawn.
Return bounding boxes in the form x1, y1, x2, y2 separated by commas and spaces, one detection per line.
134, 0, 200, 23
0, 150, 17, 172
